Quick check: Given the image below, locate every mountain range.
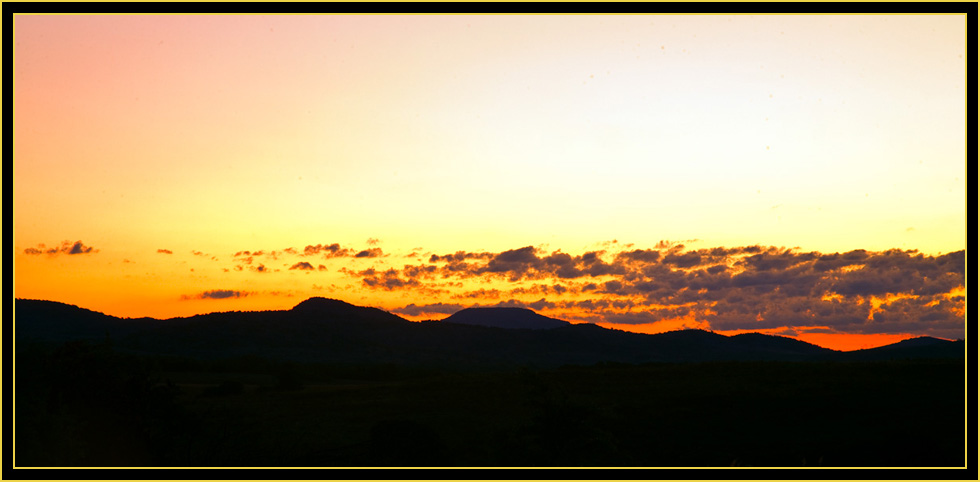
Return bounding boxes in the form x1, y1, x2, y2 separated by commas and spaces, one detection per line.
14, 297, 964, 368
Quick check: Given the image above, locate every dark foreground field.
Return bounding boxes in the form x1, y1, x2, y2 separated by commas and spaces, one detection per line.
15, 340, 965, 468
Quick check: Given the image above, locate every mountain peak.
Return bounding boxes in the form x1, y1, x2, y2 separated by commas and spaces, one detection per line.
291, 297, 357, 312
444, 307, 569, 330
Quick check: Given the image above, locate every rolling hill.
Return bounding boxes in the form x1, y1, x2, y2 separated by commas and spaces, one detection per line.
14, 297, 963, 367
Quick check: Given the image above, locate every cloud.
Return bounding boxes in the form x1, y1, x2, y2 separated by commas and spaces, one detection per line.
303, 243, 351, 258
67, 241, 94, 254
429, 251, 494, 263
614, 249, 661, 264
424, 245, 966, 337
182, 289, 249, 300
366, 238, 381, 246
187, 240, 964, 339
354, 247, 384, 258
23, 240, 97, 256
601, 308, 695, 325
362, 268, 421, 290
662, 251, 702, 268
393, 303, 465, 316
157, 249, 173, 254
450, 288, 503, 300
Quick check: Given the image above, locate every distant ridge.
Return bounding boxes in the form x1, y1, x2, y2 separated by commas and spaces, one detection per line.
443, 307, 570, 330
843, 335, 964, 361
14, 297, 965, 366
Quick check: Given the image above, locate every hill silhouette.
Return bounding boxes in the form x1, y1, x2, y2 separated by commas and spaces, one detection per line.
443, 307, 570, 330
842, 335, 964, 361
14, 298, 962, 367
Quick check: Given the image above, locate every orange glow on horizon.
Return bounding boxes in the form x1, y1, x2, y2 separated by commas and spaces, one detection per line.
794, 332, 922, 352
596, 315, 710, 335
710, 328, 924, 352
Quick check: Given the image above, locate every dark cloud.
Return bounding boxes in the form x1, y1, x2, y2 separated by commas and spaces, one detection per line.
429, 251, 494, 263
740, 250, 816, 272
508, 283, 572, 297
402, 264, 438, 280
303, 243, 351, 258
602, 308, 692, 325
450, 288, 503, 300
601, 280, 623, 293
67, 241, 93, 254
481, 246, 541, 278
217, 240, 965, 338
362, 268, 421, 290
182, 289, 249, 300
662, 251, 701, 268
23, 241, 97, 256
354, 248, 384, 258
614, 249, 661, 264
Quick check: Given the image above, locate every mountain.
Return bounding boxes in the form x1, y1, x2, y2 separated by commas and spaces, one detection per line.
13, 298, 964, 367
443, 307, 570, 330
842, 336, 964, 361
14, 299, 166, 346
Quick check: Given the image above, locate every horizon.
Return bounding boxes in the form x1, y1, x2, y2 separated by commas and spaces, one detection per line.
14, 14, 967, 354
13, 294, 962, 353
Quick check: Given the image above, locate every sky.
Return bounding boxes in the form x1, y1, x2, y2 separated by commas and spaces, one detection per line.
14, 14, 967, 351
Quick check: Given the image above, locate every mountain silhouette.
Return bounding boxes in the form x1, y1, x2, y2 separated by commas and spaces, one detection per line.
842, 335, 964, 361
14, 298, 963, 367
443, 307, 570, 330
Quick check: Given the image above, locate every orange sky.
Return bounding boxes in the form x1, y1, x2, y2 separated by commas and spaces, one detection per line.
13, 14, 967, 352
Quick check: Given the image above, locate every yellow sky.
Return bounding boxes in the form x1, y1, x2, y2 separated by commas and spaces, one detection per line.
13, 14, 967, 349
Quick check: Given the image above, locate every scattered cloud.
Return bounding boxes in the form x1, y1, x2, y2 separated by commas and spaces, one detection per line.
362, 268, 421, 290
157, 249, 173, 254
369, 244, 965, 338
393, 302, 465, 316
23, 240, 98, 256
182, 289, 249, 300
302, 243, 351, 258
354, 247, 384, 258
128, 238, 965, 339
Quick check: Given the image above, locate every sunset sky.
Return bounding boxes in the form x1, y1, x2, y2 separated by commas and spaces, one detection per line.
14, 14, 967, 351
